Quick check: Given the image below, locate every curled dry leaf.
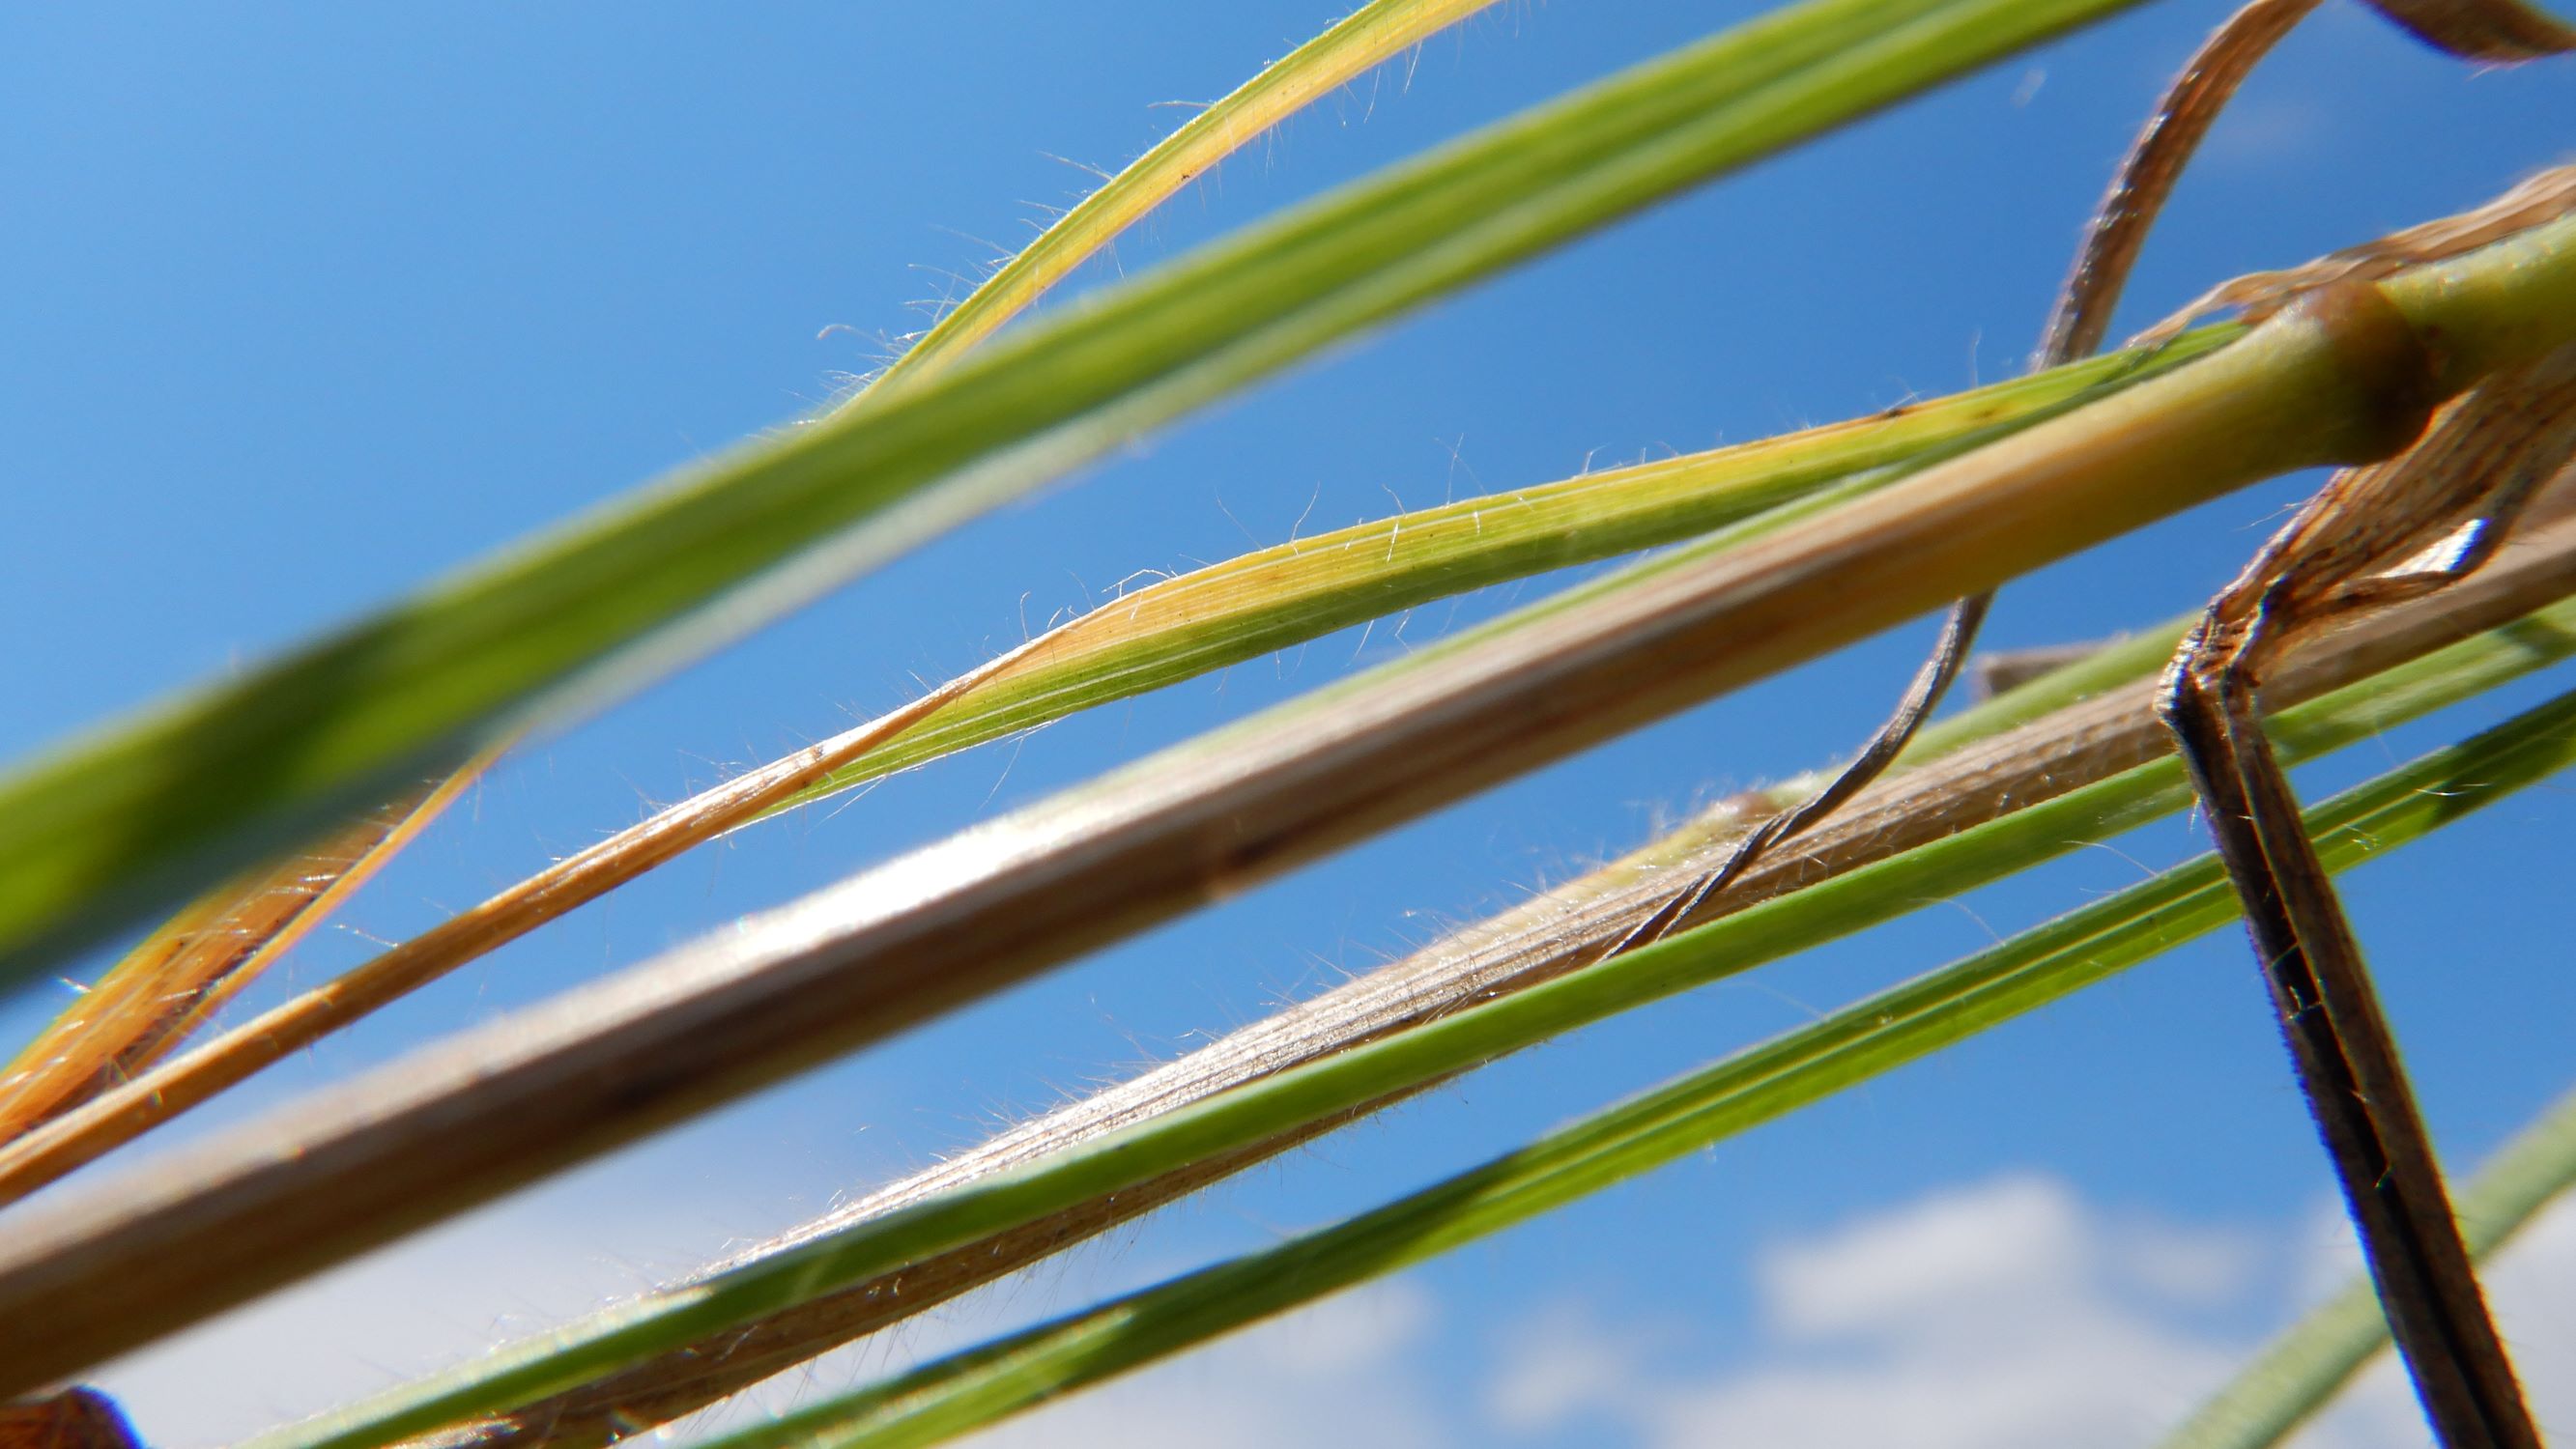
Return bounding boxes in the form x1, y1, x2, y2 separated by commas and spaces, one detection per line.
2159, 346, 2576, 1449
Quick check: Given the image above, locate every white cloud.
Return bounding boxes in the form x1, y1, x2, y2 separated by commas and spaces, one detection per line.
1484, 1297, 1675, 1436
946, 1281, 1452, 1449
2286, 1196, 2576, 1449
1479, 1176, 2576, 1449
95, 1198, 696, 1447
1760, 1174, 2104, 1340
78, 1158, 2576, 1449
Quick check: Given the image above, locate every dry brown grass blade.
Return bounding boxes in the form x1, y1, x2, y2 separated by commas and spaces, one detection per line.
423, 507, 2576, 1449
2362, 0, 2576, 57
0, 272, 2481, 1393
2040, 0, 2326, 364
0, 758, 486, 1144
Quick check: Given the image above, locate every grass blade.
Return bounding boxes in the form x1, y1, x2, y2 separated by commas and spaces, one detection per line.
765, 339, 2226, 817
0, 757, 484, 1142
855, 0, 1509, 393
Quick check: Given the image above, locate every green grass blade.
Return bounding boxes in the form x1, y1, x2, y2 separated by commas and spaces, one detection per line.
861, 0, 1508, 392
243, 596, 2576, 1449
763, 335, 2224, 817
2153, 1085, 2576, 1449
0, 0, 2147, 981
694, 684, 2576, 1449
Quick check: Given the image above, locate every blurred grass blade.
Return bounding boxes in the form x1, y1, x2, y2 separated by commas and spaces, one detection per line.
2153, 1079, 2576, 1449
683, 685, 2576, 1449
0, 340, 2223, 1206
857, 0, 1508, 392
0, 0, 1511, 1151
0, 757, 485, 1142
245, 537, 2576, 1449
9, 232, 2572, 1395
0, 0, 2149, 982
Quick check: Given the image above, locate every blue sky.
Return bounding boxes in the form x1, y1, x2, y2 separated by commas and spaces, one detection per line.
4, 3, 2574, 1443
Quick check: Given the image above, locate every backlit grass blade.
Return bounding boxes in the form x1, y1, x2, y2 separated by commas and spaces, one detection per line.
764, 339, 2223, 816
688, 685, 2576, 1449
0, 0, 2148, 981
858, 0, 1509, 393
